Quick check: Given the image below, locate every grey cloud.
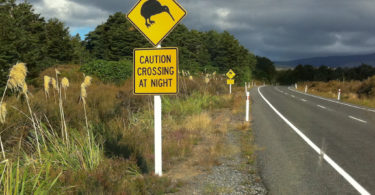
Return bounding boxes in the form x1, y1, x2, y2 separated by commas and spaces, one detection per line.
27, 0, 375, 61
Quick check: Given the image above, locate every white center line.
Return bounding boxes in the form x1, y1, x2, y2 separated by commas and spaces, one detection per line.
348, 116, 367, 123
258, 87, 370, 195
291, 95, 295, 98
317, 105, 327, 109
301, 99, 307, 102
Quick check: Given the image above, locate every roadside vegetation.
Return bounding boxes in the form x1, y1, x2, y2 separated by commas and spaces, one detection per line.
297, 76, 375, 108
0, 62, 237, 194
0, 1, 260, 193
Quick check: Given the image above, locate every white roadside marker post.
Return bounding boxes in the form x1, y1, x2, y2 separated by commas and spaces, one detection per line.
295, 83, 298, 89
246, 92, 250, 122
229, 84, 232, 94
245, 82, 248, 93
305, 85, 308, 93
338, 89, 341, 101
155, 44, 162, 176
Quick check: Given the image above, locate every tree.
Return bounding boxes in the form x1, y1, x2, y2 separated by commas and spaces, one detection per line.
0, 0, 80, 90
254, 56, 276, 83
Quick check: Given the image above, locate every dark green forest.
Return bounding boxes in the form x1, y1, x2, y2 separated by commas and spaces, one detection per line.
2, 0, 375, 89
0, 0, 85, 87
84, 12, 256, 83
0, 1, 257, 90
277, 64, 375, 84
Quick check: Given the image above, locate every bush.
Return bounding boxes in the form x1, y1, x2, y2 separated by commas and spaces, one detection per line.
81, 60, 132, 84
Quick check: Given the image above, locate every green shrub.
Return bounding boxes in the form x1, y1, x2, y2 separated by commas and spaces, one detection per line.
163, 92, 221, 119
81, 60, 132, 84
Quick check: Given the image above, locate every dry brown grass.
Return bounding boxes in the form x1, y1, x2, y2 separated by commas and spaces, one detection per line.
298, 77, 375, 108
166, 110, 231, 180
1, 64, 236, 193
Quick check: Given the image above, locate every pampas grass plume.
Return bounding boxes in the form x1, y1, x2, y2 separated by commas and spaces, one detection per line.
81, 83, 87, 104
0, 102, 6, 124
83, 76, 92, 87
205, 77, 210, 84
22, 82, 28, 94
189, 76, 193, 81
44, 76, 51, 95
51, 78, 57, 90
7, 62, 27, 91
61, 77, 69, 89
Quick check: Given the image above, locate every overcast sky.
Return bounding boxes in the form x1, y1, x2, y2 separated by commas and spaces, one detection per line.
27, 0, 375, 61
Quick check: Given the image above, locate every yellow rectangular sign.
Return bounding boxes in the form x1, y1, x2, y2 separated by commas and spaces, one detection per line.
133, 48, 178, 95
227, 79, 234, 85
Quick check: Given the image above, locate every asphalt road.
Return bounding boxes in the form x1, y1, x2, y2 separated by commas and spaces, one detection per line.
251, 86, 375, 195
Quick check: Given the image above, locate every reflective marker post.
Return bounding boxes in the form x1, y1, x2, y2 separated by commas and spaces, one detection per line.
246, 92, 250, 122
155, 44, 162, 176
338, 89, 341, 101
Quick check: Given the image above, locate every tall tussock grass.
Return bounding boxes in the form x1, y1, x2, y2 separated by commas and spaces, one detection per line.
1, 64, 230, 194
0, 64, 101, 194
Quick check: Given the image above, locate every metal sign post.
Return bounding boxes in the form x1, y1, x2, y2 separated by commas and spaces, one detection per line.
127, 0, 187, 177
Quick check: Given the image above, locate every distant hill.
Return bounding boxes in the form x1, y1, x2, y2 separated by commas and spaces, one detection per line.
275, 53, 375, 68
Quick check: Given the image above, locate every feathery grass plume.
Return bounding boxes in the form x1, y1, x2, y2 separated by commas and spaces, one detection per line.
81, 83, 87, 103
7, 62, 27, 91
189, 76, 193, 81
83, 76, 92, 87
44, 76, 51, 98
205, 77, 210, 84
80, 77, 91, 142
61, 77, 69, 89
51, 78, 57, 91
61, 77, 69, 100
22, 82, 28, 95
0, 102, 7, 124
55, 68, 61, 75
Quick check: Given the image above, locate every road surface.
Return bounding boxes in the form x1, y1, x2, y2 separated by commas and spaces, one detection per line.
251, 86, 375, 194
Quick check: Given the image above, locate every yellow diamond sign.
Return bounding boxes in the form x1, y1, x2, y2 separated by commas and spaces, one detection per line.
127, 0, 187, 46
226, 69, 236, 79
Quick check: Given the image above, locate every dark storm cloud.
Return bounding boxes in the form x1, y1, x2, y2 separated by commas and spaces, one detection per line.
27, 0, 375, 60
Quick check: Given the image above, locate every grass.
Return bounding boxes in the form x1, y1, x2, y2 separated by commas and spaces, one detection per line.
0, 64, 233, 194
297, 76, 375, 108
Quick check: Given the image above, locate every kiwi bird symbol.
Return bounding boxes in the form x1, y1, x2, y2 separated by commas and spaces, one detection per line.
141, 0, 175, 28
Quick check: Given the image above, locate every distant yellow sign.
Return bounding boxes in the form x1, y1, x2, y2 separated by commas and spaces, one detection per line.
227, 79, 234, 85
133, 48, 178, 95
127, 0, 187, 46
226, 69, 236, 79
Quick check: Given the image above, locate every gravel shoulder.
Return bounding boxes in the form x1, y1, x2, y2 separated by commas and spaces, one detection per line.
170, 107, 267, 194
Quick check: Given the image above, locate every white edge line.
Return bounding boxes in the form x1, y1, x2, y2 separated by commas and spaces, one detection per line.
317, 105, 327, 109
258, 86, 370, 195
349, 116, 367, 124
288, 87, 375, 113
